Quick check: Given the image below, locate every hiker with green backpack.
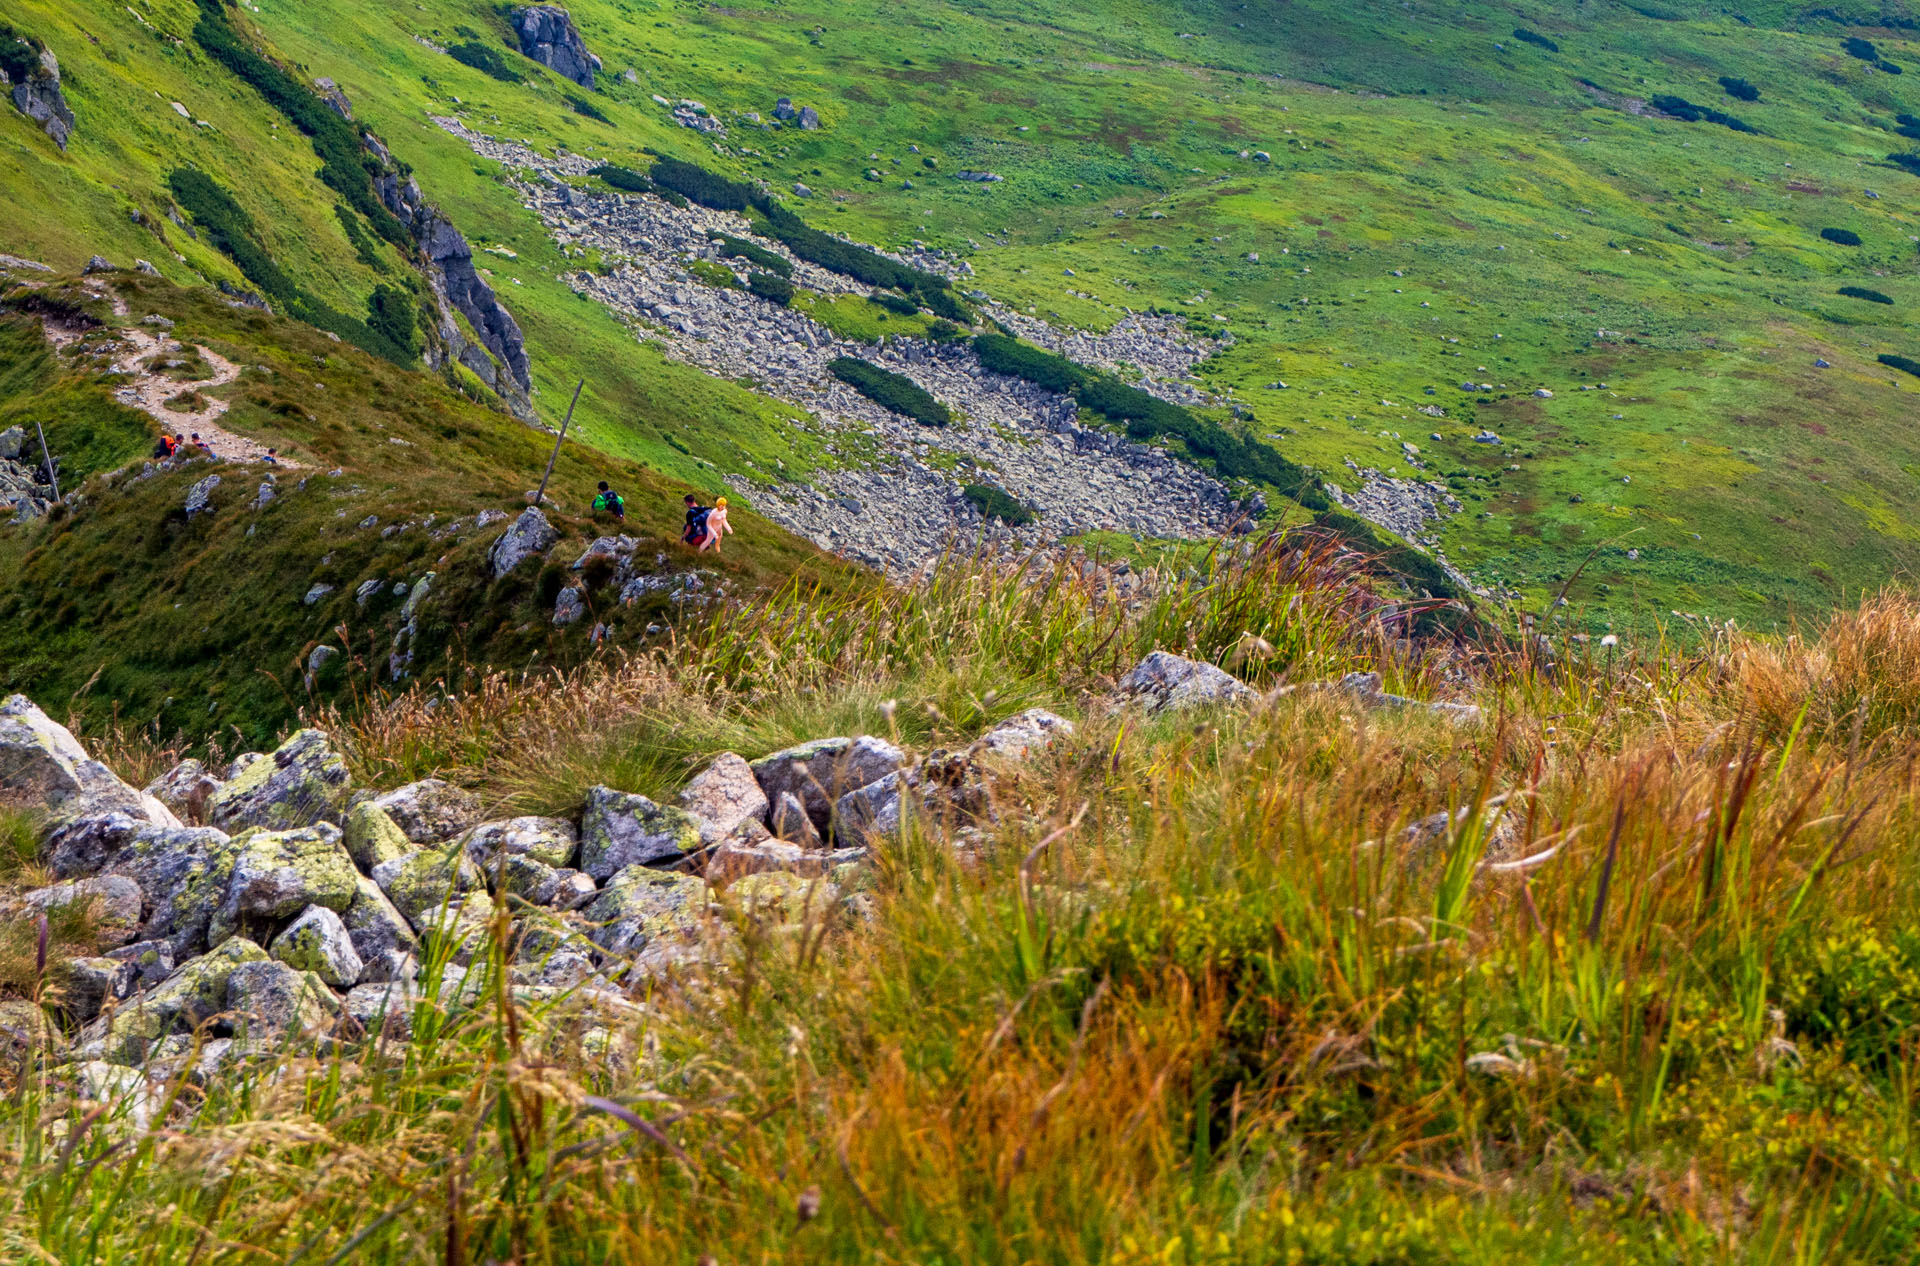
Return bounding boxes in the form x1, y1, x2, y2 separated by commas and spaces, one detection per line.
591, 480, 626, 522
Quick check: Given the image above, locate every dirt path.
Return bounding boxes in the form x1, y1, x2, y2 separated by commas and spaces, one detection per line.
38, 291, 299, 467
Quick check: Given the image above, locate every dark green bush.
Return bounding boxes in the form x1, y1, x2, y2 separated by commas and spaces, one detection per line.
963, 484, 1034, 526
1840, 285, 1894, 304
1511, 28, 1559, 52
746, 271, 794, 306
872, 291, 920, 316
972, 333, 1089, 393
1846, 36, 1880, 62
447, 41, 521, 82
828, 357, 950, 426
1880, 352, 1920, 378
1900, 113, 1920, 128
1823, 227, 1864, 246
649, 156, 756, 211
591, 164, 688, 207
710, 234, 791, 276
0, 23, 47, 84
565, 94, 609, 124
1889, 151, 1920, 175
1651, 94, 1759, 133
367, 284, 422, 354
1719, 76, 1759, 101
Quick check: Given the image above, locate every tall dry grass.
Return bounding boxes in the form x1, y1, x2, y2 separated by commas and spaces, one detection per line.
10, 543, 1920, 1261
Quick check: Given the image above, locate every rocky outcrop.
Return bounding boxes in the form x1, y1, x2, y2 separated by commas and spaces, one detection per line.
0, 695, 179, 828
206, 730, 353, 831
514, 6, 600, 88
1112, 652, 1257, 713
488, 506, 558, 577
750, 737, 906, 836
3, 35, 74, 150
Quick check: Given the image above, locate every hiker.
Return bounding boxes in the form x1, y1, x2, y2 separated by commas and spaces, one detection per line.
154, 433, 179, 460
591, 480, 626, 522
697, 496, 733, 554
680, 493, 709, 546
190, 432, 213, 457
262, 447, 279, 465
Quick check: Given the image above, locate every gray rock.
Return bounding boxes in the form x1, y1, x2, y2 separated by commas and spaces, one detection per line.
21, 874, 143, 946
770, 791, 821, 849
677, 752, 770, 846
48, 956, 131, 1021
83, 937, 267, 1064
494, 853, 595, 908
0, 427, 23, 460
372, 779, 482, 844
553, 586, 586, 625
460, 815, 578, 869
974, 709, 1074, 760
7, 42, 75, 150
269, 904, 363, 987
184, 475, 221, 516
208, 824, 358, 946
342, 800, 413, 872
1331, 671, 1481, 725
84, 254, 112, 273
105, 939, 175, 992
578, 787, 701, 879
344, 979, 419, 1040
48, 820, 240, 956
750, 736, 906, 833
303, 583, 334, 605
956, 170, 1003, 182
144, 758, 222, 824
372, 845, 483, 926
514, 5, 599, 88
1112, 651, 1256, 713
797, 105, 820, 129
488, 506, 558, 577
582, 866, 708, 954
832, 769, 915, 842
206, 729, 353, 831
772, 96, 797, 121
305, 645, 339, 683
0, 694, 180, 830
70, 1061, 160, 1130
341, 873, 418, 979
225, 960, 340, 1044
706, 838, 856, 882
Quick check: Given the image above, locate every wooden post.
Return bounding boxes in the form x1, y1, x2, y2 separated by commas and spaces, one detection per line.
533, 379, 584, 509
33, 420, 59, 503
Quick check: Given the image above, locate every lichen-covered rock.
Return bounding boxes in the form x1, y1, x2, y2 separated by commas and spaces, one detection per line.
706, 838, 857, 882
144, 758, 223, 823
412, 889, 496, 963
269, 905, 364, 987
57, 824, 241, 957
579, 787, 701, 880
974, 709, 1075, 760
488, 506, 558, 578
83, 937, 267, 1064
343, 801, 414, 872
206, 729, 353, 831
70, 1062, 160, 1131
371, 779, 482, 843
225, 960, 340, 1044
0, 694, 179, 828
341, 874, 418, 980
345, 979, 419, 1041
722, 870, 842, 928
1112, 652, 1256, 713
582, 866, 708, 954
770, 791, 822, 848
750, 737, 906, 833
832, 769, 917, 843
6, 42, 75, 151
678, 752, 771, 846
207, 824, 358, 947
495, 853, 597, 909
460, 815, 578, 869
373, 845, 483, 926
21, 874, 143, 945
1331, 671, 1483, 726
105, 939, 176, 993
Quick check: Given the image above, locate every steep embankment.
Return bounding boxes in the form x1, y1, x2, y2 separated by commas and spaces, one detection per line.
0, 268, 852, 744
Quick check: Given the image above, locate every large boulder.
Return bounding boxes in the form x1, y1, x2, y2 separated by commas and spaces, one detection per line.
513, 6, 600, 88
582, 867, 708, 955
47, 956, 134, 1022
488, 506, 558, 578
207, 824, 359, 947
83, 937, 267, 1064
45, 818, 241, 957
578, 787, 701, 880
269, 904, 364, 987
494, 853, 597, 909
340, 874, 418, 983
678, 753, 771, 847
372, 845, 483, 926
6, 43, 75, 151
225, 960, 340, 1045
20, 875, 143, 945
1112, 652, 1256, 714
342, 801, 413, 872
460, 815, 578, 869
371, 779, 483, 843
974, 709, 1075, 760
144, 758, 222, 824
750, 737, 906, 834
206, 730, 353, 831
0, 695, 179, 828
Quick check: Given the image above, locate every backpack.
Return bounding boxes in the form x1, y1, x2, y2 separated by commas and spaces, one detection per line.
683, 506, 709, 541
155, 436, 177, 459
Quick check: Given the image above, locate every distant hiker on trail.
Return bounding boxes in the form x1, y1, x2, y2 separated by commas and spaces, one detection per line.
190, 432, 213, 457
154, 434, 179, 460
591, 480, 626, 522
262, 447, 279, 465
680, 493, 709, 547
697, 496, 733, 554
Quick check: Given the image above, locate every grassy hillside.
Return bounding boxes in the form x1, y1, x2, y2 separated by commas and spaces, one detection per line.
10, 548, 1920, 1260
0, 270, 852, 744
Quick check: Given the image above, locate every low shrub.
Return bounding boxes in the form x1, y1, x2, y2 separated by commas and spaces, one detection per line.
447, 41, 521, 83
1840, 285, 1894, 304
649, 156, 756, 211
828, 356, 951, 426
1846, 36, 1880, 62
962, 483, 1035, 526
1889, 151, 1920, 175
1880, 352, 1920, 378
710, 234, 791, 277
0, 23, 48, 85
872, 291, 921, 316
1511, 28, 1559, 52
746, 271, 794, 306
1651, 94, 1759, 133
1720, 76, 1759, 101
1822, 227, 1864, 246
566, 94, 609, 124
972, 332, 1089, 393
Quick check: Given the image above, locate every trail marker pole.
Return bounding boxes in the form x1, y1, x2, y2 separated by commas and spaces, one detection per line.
34, 421, 59, 503
534, 378, 585, 509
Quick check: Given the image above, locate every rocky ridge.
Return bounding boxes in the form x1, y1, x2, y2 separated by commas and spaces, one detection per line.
433, 118, 1243, 573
